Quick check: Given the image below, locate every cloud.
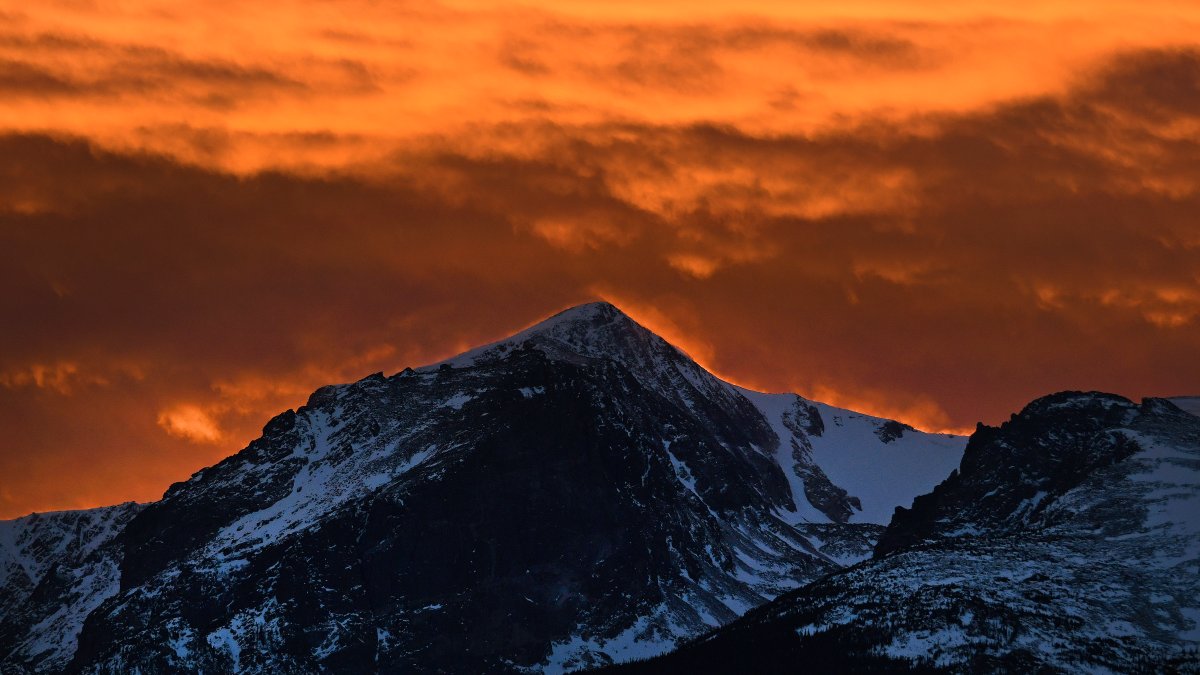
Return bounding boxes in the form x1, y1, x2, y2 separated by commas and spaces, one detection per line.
157, 404, 223, 443
2, 0, 1200, 517
667, 253, 720, 279
1083, 48, 1200, 122
7, 3, 1194, 174
0, 362, 86, 394
0, 27, 379, 110
0, 360, 143, 394
0, 58, 80, 95
531, 217, 637, 251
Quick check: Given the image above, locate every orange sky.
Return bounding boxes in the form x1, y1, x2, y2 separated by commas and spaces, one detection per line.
1, 0, 1199, 518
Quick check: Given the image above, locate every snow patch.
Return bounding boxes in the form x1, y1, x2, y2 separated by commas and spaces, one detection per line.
206, 627, 242, 671
737, 389, 966, 524
441, 393, 473, 410
538, 614, 679, 674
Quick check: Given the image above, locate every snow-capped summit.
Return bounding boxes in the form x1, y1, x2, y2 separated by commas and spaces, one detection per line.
2, 301, 965, 674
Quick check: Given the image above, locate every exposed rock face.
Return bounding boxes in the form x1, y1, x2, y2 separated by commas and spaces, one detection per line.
875, 419, 913, 444
876, 391, 1145, 556
1, 302, 966, 674
616, 393, 1200, 673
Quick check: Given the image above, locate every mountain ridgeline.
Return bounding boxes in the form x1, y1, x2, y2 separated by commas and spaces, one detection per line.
607, 392, 1200, 673
0, 301, 1195, 673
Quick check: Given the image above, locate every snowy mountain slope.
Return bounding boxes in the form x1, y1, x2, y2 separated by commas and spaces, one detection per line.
611, 393, 1200, 673
1171, 396, 1200, 418
3, 302, 967, 674
0, 503, 142, 673
739, 389, 964, 525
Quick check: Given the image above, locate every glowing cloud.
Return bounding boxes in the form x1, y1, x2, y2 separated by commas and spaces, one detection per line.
1, 0, 1198, 518
157, 405, 223, 444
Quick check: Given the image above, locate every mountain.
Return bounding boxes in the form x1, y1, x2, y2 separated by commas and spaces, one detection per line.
0, 503, 143, 673
611, 392, 1200, 673
0, 302, 963, 674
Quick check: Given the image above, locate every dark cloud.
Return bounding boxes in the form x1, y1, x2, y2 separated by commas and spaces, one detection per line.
494, 21, 933, 90
499, 37, 554, 75
1083, 48, 1200, 121
0, 58, 80, 95
0, 30, 386, 105
0, 31, 102, 50
118, 46, 307, 89
723, 25, 925, 63
316, 28, 412, 48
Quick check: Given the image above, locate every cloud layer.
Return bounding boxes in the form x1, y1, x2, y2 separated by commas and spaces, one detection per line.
1, 0, 1198, 517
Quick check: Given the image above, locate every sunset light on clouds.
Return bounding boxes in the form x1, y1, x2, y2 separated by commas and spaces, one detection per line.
1, 0, 1199, 517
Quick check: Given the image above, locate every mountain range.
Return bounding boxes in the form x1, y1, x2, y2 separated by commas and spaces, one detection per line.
1, 302, 1195, 673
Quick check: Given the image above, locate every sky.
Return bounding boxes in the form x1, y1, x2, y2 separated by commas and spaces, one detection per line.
1, 0, 1199, 518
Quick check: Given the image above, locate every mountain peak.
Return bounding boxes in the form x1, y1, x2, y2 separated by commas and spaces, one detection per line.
545, 299, 623, 320
515, 300, 640, 344
428, 300, 668, 371
1016, 390, 1135, 419
874, 388, 1159, 557
511, 299, 631, 333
